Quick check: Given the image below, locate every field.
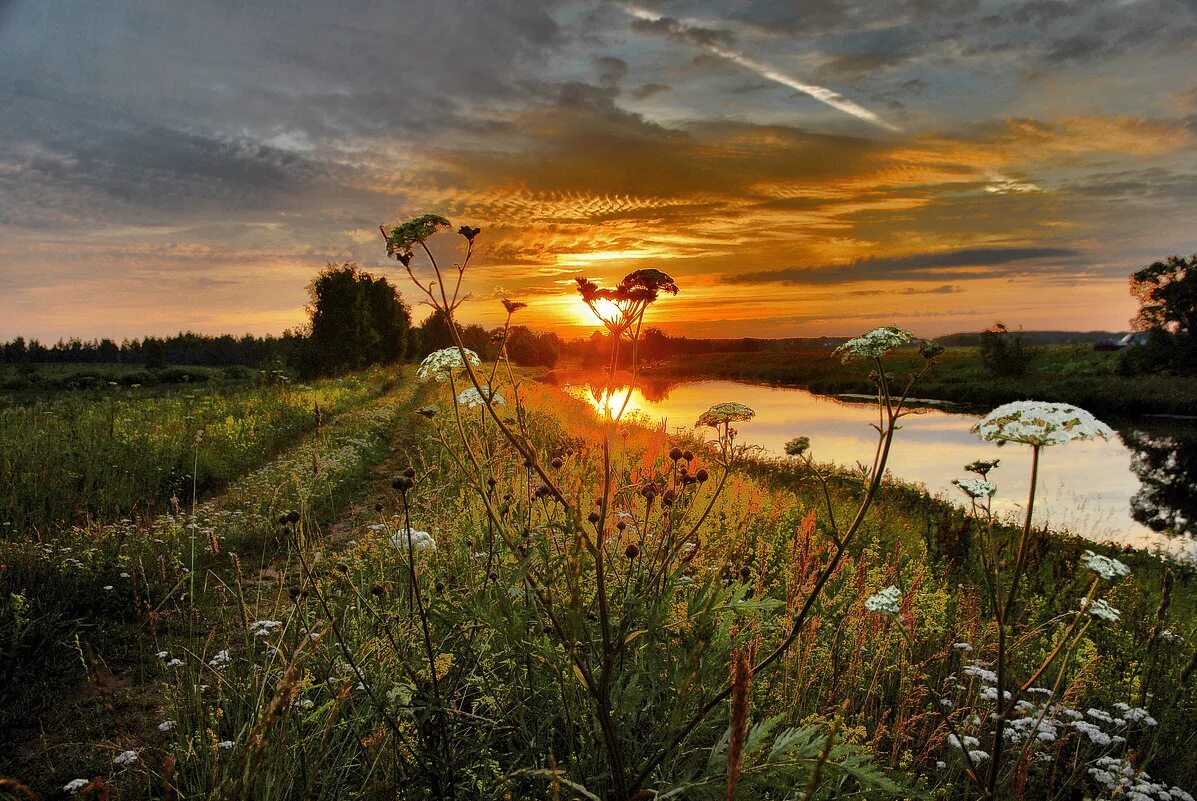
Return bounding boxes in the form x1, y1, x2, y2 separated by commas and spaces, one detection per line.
642, 345, 1197, 418
1, 350, 1195, 800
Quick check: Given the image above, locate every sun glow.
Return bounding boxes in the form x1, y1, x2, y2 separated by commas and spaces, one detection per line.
573, 296, 622, 328
571, 385, 647, 419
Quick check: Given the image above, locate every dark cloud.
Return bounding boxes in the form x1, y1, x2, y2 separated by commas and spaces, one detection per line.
723, 247, 1083, 285
630, 82, 671, 100
630, 15, 736, 49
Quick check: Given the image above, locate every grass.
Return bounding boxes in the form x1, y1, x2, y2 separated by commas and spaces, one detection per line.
0, 368, 397, 536
1, 363, 1194, 800
642, 345, 1197, 417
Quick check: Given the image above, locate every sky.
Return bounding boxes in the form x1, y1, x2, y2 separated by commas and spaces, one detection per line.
1, 0, 1195, 342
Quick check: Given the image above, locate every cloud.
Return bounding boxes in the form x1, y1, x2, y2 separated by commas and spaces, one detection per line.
723, 247, 1083, 285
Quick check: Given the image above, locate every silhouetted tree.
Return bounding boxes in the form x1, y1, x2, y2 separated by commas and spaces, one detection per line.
1121, 254, 1197, 376
305, 263, 411, 376
979, 321, 1035, 377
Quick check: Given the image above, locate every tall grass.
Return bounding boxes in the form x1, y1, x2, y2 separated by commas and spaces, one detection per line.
0, 369, 395, 537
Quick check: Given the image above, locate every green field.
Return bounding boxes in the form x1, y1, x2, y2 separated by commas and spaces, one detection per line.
643, 345, 1197, 418
1, 362, 1194, 800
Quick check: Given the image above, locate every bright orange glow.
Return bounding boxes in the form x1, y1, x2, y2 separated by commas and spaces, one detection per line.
572, 296, 622, 328
573, 385, 646, 419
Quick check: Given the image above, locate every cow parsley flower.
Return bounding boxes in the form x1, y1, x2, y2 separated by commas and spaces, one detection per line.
864, 585, 902, 615
417, 348, 481, 381
456, 386, 506, 409
953, 478, 997, 499
696, 402, 755, 428
113, 749, 139, 765
391, 528, 436, 552
972, 401, 1114, 447
784, 436, 810, 456
834, 326, 915, 362
1081, 550, 1131, 580
1080, 597, 1121, 622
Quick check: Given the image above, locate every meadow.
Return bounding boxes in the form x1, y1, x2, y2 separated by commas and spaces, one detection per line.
1, 221, 1194, 801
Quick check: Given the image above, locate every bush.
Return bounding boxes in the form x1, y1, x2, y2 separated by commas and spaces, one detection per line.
1117, 329, 1197, 376
979, 322, 1036, 377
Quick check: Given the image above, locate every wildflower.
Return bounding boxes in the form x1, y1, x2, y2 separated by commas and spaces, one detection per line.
113, 749, 139, 765
963, 663, 997, 683
833, 326, 914, 362
383, 214, 451, 261
947, 734, 980, 749
783, 436, 810, 456
501, 298, 527, 314
1081, 550, 1131, 580
696, 402, 755, 428
1071, 719, 1112, 745
417, 348, 481, 381
967, 750, 990, 763
952, 642, 973, 652
103, 585, 114, 591
249, 619, 284, 636
218, 740, 234, 749
972, 401, 1114, 447
156, 651, 169, 659
63, 779, 90, 794
864, 585, 902, 615
1080, 597, 1121, 622
391, 528, 436, 552
964, 458, 1000, 476
209, 649, 230, 666
1114, 703, 1158, 726
158, 720, 175, 732
953, 478, 997, 499
165, 658, 184, 667
456, 386, 506, 409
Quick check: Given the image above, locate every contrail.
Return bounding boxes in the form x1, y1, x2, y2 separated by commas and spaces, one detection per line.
621, 4, 900, 132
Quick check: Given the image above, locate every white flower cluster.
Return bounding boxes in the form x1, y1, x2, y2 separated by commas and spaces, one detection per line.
209, 649, 231, 666
1081, 550, 1131, 580
1113, 702, 1158, 727
695, 401, 756, 428
1073, 719, 1116, 746
63, 779, 90, 794
972, 401, 1115, 447
456, 386, 506, 409
391, 528, 437, 552
250, 619, 284, 637
963, 662, 998, 684
864, 585, 902, 615
1080, 597, 1122, 622
1088, 756, 1192, 801
953, 478, 998, 499
417, 347, 481, 381
113, 749, 139, 766
833, 326, 915, 362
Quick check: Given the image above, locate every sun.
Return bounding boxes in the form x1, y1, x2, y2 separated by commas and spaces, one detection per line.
572, 296, 622, 328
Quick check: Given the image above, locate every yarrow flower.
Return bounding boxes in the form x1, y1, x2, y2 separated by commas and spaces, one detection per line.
833, 326, 915, 362
417, 348, 481, 381
391, 528, 437, 552
784, 436, 810, 456
456, 386, 506, 409
209, 649, 231, 666
953, 477, 997, 499
63, 779, 89, 794
1081, 550, 1131, 580
249, 619, 284, 637
695, 402, 755, 428
1080, 597, 1121, 622
864, 585, 902, 615
113, 749, 139, 766
158, 720, 175, 732
972, 401, 1114, 447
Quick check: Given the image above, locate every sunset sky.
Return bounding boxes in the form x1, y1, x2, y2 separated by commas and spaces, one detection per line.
2, 0, 1195, 341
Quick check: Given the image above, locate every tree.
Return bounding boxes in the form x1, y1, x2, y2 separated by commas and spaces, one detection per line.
979, 321, 1035, 377
305, 263, 411, 376
1131, 254, 1197, 335
1122, 255, 1197, 376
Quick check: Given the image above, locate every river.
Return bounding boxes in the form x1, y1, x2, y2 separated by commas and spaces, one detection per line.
556, 376, 1197, 562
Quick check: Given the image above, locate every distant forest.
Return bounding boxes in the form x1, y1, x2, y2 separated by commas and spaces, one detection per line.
0, 326, 1126, 370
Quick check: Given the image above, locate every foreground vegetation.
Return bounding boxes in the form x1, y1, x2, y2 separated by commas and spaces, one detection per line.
1, 225, 1194, 800
643, 344, 1197, 417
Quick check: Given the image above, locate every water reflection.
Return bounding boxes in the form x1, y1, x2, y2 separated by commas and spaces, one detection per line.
1125, 427, 1197, 539
551, 373, 1197, 560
